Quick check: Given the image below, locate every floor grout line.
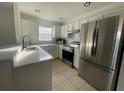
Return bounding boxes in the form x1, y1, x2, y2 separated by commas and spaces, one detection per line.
52, 59, 97, 91
52, 64, 78, 90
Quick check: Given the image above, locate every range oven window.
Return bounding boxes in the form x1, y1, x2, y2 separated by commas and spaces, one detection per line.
62, 48, 74, 67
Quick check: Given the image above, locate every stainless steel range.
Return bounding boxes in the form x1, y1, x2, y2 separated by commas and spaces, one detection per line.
62, 45, 74, 67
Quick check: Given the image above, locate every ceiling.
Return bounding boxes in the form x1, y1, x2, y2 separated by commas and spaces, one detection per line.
17, 2, 117, 23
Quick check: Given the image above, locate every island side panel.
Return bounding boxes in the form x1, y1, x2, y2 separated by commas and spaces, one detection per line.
0, 59, 14, 90
13, 60, 52, 91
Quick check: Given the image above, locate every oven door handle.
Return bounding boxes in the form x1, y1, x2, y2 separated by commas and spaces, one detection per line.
62, 49, 73, 53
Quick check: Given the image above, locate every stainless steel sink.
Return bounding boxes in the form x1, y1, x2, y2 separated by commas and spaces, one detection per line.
25, 46, 40, 51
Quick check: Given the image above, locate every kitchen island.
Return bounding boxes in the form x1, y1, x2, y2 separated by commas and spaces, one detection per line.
0, 45, 20, 90
13, 46, 54, 91
0, 45, 54, 91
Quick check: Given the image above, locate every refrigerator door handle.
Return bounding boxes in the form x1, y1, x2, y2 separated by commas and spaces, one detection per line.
94, 29, 99, 56
91, 22, 98, 57
91, 27, 96, 57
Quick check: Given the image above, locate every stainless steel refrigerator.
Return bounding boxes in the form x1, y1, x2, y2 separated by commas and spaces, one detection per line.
117, 52, 124, 90
79, 15, 124, 91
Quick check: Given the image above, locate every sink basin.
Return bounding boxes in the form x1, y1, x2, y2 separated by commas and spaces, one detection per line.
25, 46, 40, 51
14, 46, 41, 64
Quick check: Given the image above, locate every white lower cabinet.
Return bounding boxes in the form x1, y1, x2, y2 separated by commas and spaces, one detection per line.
73, 47, 80, 69
58, 45, 63, 59
40, 44, 63, 59
41, 45, 59, 58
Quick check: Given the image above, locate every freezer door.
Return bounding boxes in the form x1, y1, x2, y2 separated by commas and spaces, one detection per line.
93, 16, 120, 69
79, 59, 117, 90
80, 21, 97, 62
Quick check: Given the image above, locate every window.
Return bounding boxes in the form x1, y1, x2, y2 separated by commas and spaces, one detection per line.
39, 26, 52, 41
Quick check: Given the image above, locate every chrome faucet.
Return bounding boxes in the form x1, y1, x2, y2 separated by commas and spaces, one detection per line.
22, 35, 31, 49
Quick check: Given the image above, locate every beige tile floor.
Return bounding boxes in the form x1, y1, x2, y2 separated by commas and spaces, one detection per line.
52, 59, 98, 91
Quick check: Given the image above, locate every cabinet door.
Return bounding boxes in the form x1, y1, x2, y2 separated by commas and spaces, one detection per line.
74, 21, 80, 30
80, 18, 89, 29
21, 19, 38, 43
42, 46, 58, 58
61, 26, 65, 38
64, 25, 68, 38
53, 25, 61, 38
59, 45, 62, 59
67, 23, 74, 31
48, 46, 59, 58
74, 47, 80, 69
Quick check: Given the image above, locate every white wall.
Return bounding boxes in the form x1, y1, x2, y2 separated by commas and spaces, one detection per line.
13, 3, 21, 44
20, 13, 61, 44
21, 18, 39, 44
21, 13, 58, 27
64, 3, 124, 44
65, 3, 124, 24
0, 3, 16, 46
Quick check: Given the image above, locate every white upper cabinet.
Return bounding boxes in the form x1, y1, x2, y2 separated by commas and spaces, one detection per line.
64, 25, 68, 38
89, 15, 103, 22
67, 23, 74, 31
67, 20, 80, 31
73, 20, 80, 30
61, 25, 68, 38
61, 25, 65, 38
79, 15, 103, 27
80, 18, 89, 24
80, 18, 89, 27
64, 24, 68, 32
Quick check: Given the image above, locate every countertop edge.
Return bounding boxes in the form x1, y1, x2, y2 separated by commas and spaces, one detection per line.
14, 57, 54, 68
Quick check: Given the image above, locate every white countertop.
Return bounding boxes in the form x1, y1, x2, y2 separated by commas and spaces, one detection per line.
0, 44, 56, 67
0, 45, 21, 61
68, 44, 80, 48
14, 46, 54, 68
0, 44, 57, 61
32, 44, 58, 47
